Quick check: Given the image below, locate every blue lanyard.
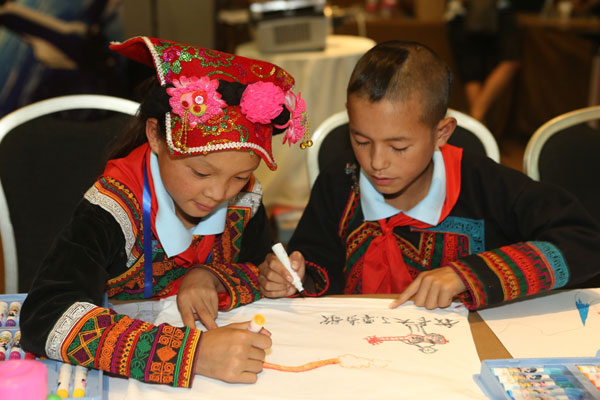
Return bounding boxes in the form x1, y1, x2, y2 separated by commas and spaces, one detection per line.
143, 166, 153, 298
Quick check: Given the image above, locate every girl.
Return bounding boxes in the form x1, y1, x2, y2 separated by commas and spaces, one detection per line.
21, 36, 309, 387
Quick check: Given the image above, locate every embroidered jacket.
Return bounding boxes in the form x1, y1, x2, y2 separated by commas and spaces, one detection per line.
21, 145, 270, 387
289, 150, 600, 309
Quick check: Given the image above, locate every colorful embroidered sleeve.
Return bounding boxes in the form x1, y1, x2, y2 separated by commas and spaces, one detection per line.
449, 241, 569, 310
46, 303, 201, 387
448, 153, 600, 310
19, 200, 206, 387
303, 261, 330, 296
196, 202, 272, 310
202, 262, 262, 310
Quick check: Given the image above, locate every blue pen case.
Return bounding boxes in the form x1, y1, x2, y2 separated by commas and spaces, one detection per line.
475, 351, 600, 399
0, 293, 106, 400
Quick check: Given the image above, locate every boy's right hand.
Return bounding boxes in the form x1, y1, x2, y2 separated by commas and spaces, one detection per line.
194, 322, 272, 383
258, 251, 305, 298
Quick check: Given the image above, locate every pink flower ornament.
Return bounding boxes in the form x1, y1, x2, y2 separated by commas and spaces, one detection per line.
166, 76, 226, 127
278, 91, 307, 145
240, 81, 285, 124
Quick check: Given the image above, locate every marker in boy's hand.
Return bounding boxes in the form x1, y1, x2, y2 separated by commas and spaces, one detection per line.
389, 267, 467, 310
271, 243, 305, 296
258, 247, 306, 298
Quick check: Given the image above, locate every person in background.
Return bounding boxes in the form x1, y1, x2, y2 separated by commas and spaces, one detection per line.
21, 36, 309, 387
0, 0, 125, 116
570, 0, 600, 15
445, 0, 521, 122
259, 40, 600, 311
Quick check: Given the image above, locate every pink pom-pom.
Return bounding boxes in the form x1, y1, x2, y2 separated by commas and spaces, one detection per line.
240, 81, 285, 124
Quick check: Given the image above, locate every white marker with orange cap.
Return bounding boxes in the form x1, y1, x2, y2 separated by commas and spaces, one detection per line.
248, 314, 266, 333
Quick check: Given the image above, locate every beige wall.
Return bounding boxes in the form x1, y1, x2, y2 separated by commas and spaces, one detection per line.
121, 0, 215, 48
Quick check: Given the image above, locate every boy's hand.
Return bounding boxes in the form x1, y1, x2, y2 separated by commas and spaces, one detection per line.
177, 268, 226, 330
194, 322, 272, 383
389, 266, 466, 309
258, 251, 305, 298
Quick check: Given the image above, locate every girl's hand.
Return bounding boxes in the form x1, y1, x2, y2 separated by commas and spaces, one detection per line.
389, 266, 467, 310
258, 251, 305, 298
177, 268, 225, 330
194, 322, 272, 383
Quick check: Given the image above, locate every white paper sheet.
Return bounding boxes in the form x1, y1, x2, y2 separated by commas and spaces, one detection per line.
121, 297, 484, 400
477, 288, 600, 358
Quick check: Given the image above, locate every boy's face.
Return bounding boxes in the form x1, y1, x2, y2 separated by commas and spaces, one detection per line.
347, 94, 453, 210
146, 119, 260, 228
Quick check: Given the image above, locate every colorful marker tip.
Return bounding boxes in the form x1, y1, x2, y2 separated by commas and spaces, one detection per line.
249, 314, 266, 333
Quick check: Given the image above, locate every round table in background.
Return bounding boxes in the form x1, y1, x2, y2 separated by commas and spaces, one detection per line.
236, 35, 376, 210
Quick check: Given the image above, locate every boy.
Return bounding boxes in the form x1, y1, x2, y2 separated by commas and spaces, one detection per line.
259, 41, 600, 310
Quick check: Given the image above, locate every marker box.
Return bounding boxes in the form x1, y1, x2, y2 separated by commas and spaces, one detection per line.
475, 351, 600, 399
0, 293, 106, 400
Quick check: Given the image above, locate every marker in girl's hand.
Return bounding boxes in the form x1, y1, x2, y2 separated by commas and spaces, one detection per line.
272, 243, 305, 296
248, 314, 266, 333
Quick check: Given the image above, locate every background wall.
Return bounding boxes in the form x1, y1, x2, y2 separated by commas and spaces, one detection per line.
121, 0, 215, 48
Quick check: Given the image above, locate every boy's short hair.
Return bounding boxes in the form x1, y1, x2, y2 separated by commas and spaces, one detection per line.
347, 41, 452, 127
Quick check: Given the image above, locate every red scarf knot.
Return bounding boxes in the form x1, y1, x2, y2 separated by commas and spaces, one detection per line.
360, 144, 463, 295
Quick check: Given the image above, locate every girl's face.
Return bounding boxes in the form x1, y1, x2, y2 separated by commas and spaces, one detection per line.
146, 120, 261, 228
347, 94, 455, 211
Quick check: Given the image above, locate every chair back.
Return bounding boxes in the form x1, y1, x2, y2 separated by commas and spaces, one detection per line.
307, 110, 354, 188
523, 106, 600, 225
446, 109, 500, 163
0, 95, 139, 293
307, 108, 499, 187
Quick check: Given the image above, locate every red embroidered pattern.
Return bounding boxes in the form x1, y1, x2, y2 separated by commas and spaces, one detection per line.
148, 325, 184, 384
448, 260, 483, 309
504, 243, 555, 292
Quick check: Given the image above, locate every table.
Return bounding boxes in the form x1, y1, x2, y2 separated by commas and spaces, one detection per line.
236, 35, 376, 209
106, 295, 509, 399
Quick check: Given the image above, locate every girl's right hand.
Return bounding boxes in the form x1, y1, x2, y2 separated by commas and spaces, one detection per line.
258, 251, 305, 298
177, 268, 225, 330
194, 322, 272, 383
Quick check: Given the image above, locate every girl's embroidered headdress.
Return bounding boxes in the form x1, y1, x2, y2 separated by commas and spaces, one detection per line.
110, 36, 310, 170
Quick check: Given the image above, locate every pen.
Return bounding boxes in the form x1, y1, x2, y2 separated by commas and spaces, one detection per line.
72, 365, 88, 398
272, 242, 305, 296
248, 314, 266, 333
57, 363, 72, 399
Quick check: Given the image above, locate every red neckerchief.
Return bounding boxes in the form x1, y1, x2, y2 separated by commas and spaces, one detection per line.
102, 144, 215, 268
361, 144, 463, 294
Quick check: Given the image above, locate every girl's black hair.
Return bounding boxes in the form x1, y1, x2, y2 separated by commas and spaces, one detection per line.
106, 76, 291, 161
106, 77, 170, 161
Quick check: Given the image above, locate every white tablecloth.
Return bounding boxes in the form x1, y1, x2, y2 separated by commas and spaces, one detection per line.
236, 35, 375, 208
110, 297, 483, 400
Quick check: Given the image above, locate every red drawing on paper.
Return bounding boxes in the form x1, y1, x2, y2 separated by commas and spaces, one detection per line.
364, 316, 449, 354
364, 333, 448, 354
264, 354, 388, 373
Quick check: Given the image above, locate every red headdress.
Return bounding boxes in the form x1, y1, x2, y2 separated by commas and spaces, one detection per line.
109, 36, 310, 170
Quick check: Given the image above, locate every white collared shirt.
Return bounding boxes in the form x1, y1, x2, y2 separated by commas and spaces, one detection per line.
150, 152, 227, 258
360, 149, 446, 225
